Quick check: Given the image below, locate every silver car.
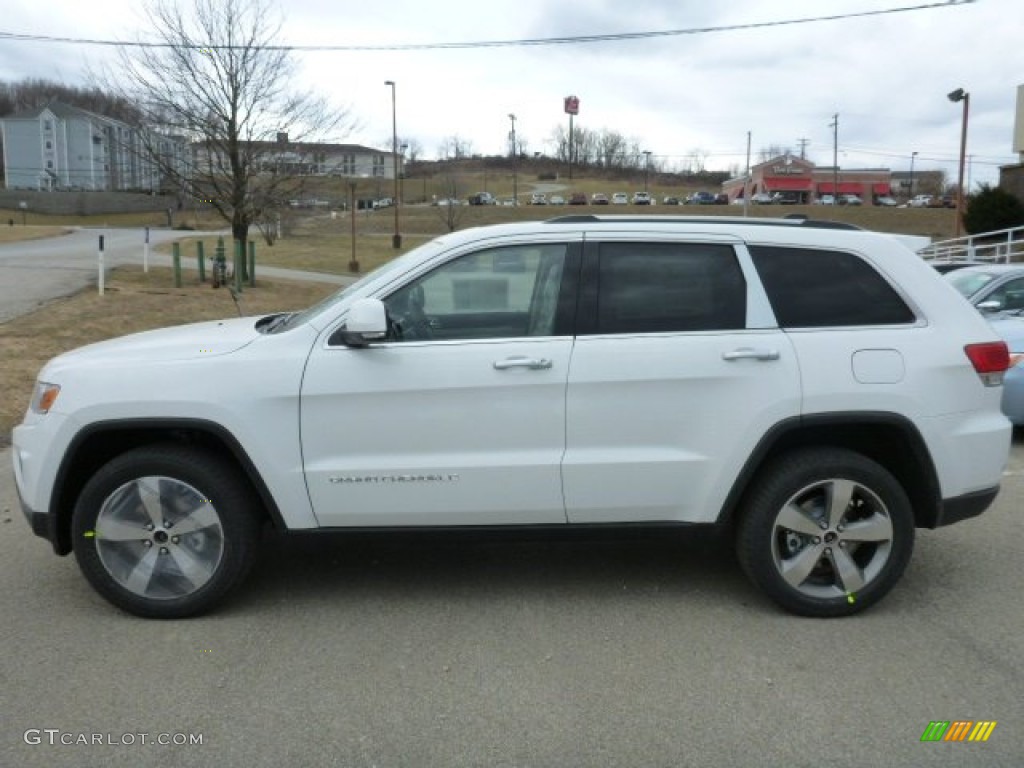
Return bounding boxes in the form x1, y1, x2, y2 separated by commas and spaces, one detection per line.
945, 265, 1024, 313
946, 265, 1024, 424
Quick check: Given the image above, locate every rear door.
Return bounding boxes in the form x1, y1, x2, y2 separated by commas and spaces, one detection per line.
562, 234, 801, 524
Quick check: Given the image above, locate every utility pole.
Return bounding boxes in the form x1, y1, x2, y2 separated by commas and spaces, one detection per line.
384, 80, 401, 248
829, 114, 839, 206
797, 137, 810, 160
509, 113, 518, 207
743, 130, 751, 218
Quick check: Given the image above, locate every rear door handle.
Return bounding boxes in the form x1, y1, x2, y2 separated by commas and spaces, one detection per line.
493, 357, 553, 370
722, 348, 780, 361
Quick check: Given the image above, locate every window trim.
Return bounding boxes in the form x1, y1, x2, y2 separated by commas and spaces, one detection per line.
322, 239, 583, 349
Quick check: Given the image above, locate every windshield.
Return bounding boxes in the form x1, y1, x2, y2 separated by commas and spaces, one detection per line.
945, 270, 999, 299
272, 239, 448, 332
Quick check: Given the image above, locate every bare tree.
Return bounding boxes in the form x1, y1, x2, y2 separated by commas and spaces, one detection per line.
400, 137, 423, 163
436, 135, 473, 161
758, 144, 793, 163
686, 148, 709, 175
102, 0, 350, 255
434, 176, 467, 232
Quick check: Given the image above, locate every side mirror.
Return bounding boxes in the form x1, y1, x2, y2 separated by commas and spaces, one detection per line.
977, 300, 1002, 313
338, 298, 388, 347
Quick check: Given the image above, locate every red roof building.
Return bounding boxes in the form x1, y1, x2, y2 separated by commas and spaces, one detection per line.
722, 155, 893, 204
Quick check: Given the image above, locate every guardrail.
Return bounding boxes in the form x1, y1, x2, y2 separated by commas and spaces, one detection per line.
918, 224, 1024, 263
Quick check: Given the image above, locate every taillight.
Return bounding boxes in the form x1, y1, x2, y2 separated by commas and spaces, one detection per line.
964, 342, 1010, 386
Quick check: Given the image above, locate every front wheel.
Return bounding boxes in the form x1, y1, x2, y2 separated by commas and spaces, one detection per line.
736, 448, 915, 617
72, 444, 262, 619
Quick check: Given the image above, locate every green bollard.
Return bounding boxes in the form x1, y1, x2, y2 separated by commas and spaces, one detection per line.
234, 239, 243, 293
172, 242, 182, 288
197, 241, 206, 283
248, 241, 256, 287
214, 237, 225, 288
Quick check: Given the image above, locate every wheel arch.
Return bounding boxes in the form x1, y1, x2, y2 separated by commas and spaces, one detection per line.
49, 418, 284, 556
719, 412, 942, 530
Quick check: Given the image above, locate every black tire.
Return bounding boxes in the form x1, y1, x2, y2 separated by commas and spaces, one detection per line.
71, 444, 262, 619
736, 448, 914, 617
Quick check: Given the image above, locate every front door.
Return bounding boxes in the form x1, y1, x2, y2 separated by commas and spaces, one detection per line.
301, 240, 579, 527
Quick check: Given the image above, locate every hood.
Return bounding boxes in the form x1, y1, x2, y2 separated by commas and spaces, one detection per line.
47, 316, 263, 370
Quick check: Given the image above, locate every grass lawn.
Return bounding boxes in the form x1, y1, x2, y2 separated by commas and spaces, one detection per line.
153, 203, 960, 278
0, 207, 225, 231
0, 266, 337, 448
0, 225, 72, 244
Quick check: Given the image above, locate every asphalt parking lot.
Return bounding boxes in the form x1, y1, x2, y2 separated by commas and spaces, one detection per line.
1, 438, 1022, 768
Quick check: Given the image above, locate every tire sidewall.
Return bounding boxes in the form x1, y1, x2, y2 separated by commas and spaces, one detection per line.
71, 445, 259, 619
738, 449, 915, 617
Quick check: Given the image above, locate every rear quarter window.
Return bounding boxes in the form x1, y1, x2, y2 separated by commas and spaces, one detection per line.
748, 245, 915, 328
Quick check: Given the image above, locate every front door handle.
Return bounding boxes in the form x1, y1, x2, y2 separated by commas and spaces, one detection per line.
722, 348, 780, 362
493, 357, 553, 370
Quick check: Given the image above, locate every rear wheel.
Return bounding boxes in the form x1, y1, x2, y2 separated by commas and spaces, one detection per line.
72, 444, 261, 619
736, 448, 914, 617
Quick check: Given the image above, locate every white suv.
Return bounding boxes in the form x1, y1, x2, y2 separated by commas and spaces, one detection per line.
13, 215, 1012, 618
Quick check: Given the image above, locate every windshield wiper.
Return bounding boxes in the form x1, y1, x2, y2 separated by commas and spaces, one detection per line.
258, 313, 294, 333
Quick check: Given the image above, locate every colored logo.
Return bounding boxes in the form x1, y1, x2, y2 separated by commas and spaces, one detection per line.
920, 721, 997, 742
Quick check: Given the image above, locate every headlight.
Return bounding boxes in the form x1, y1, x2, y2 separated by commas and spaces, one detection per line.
30, 381, 61, 414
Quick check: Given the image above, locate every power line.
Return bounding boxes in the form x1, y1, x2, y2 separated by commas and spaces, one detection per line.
0, 2, 975, 52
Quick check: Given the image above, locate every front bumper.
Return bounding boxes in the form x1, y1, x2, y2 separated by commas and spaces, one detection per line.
13, 447, 61, 550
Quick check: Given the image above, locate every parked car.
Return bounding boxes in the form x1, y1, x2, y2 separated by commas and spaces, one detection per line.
750, 192, 774, 204
591, 193, 609, 205
662, 196, 680, 206
839, 195, 863, 206
568, 193, 588, 206
714, 194, 730, 205
874, 196, 899, 207
611, 193, 629, 205
985, 315, 1024, 424
815, 195, 836, 206
15, 216, 1010, 619
926, 259, 988, 274
944, 265, 1024, 313
467, 192, 496, 206
529, 193, 547, 205
632, 192, 652, 205
434, 198, 461, 207
909, 195, 933, 208
548, 195, 566, 206
686, 191, 717, 205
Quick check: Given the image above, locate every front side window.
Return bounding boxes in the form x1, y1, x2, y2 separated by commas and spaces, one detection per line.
595, 242, 746, 333
749, 245, 915, 327
383, 244, 568, 342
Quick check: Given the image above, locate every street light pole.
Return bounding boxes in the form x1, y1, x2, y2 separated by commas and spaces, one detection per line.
908, 150, 918, 201
509, 113, 517, 207
643, 150, 652, 193
947, 87, 970, 237
385, 80, 401, 249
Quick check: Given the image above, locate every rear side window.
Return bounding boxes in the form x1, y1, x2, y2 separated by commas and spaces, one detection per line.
748, 245, 915, 328
596, 242, 746, 333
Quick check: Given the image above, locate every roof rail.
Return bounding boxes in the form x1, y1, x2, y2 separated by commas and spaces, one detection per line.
543, 214, 862, 231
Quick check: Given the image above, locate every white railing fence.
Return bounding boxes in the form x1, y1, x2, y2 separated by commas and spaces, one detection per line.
918, 224, 1024, 263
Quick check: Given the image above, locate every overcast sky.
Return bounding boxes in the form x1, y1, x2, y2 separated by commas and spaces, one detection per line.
1, 0, 1021, 187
